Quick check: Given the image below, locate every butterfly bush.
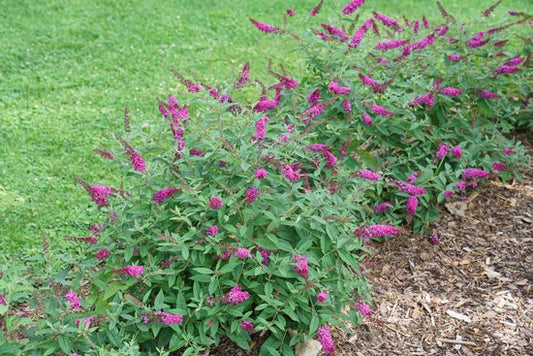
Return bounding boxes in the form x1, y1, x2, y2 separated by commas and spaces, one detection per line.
19, 1, 531, 355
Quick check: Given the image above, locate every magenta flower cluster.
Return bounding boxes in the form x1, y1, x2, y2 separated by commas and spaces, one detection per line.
293, 254, 309, 279
342, 0, 365, 15
240, 320, 256, 333
222, 285, 250, 305
65, 289, 81, 310
155, 311, 183, 325
356, 168, 380, 181
152, 188, 180, 203
89, 185, 113, 209
115, 265, 144, 277
209, 196, 223, 209
356, 300, 372, 317
354, 224, 402, 239
317, 290, 329, 303
317, 325, 336, 355
252, 116, 269, 141
328, 80, 351, 94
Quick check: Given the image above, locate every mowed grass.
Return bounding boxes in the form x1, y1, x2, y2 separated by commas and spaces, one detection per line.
1, 0, 531, 267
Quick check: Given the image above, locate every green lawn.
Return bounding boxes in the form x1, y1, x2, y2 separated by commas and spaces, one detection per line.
1, 0, 531, 266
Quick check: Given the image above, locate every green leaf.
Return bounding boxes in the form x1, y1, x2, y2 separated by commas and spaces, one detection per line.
190, 274, 211, 283
208, 276, 219, 294
181, 246, 190, 260
154, 289, 166, 309
193, 267, 213, 275
309, 314, 319, 335
57, 336, 70, 354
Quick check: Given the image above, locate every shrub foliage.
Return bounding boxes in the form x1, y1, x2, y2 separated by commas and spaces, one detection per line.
1, 1, 531, 355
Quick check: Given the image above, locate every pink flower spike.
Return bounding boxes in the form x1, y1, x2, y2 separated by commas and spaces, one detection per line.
356, 300, 372, 317
209, 196, 223, 209
370, 104, 393, 117
234, 248, 250, 259
95, 248, 111, 260
342, 99, 351, 113
359, 73, 377, 87
124, 143, 146, 173
255, 168, 268, 179
447, 54, 462, 61
301, 104, 325, 123
234, 62, 250, 90
492, 162, 507, 172
430, 233, 441, 244
245, 187, 259, 204
411, 92, 435, 109
317, 290, 329, 303
222, 285, 250, 305
240, 320, 256, 333
88, 185, 113, 208
396, 181, 427, 196
480, 89, 500, 99
115, 265, 144, 277
252, 116, 269, 142
376, 40, 409, 51
504, 57, 523, 66
502, 148, 515, 155
353, 224, 402, 238
152, 188, 180, 203
322, 151, 338, 169
373, 12, 401, 30
321, 23, 349, 42
422, 16, 429, 28
342, 0, 365, 15
75, 315, 97, 328
292, 254, 309, 279
286, 8, 295, 17
361, 112, 373, 126
155, 312, 183, 325
249, 18, 282, 34
406, 196, 418, 217
93, 149, 114, 160
310, 0, 324, 16
466, 39, 489, 48
307, 88, 321, 103
328, 80, 351, 94
451, 146, 462, 159
440, 87, 462, 97
375, 201, 393, 214
65, 290, 81, 310
253, 95, 279, 113
356, 168, 380, 181
493, 65, 521, 76
413, 20, 420, 34
205, 225, 218, 236
260, 249, 271, 266
435, 144, 450, 159
349, 19, 372, 48
189, 149, 205, 157
317, 325, 336, 355
454, 181, 468, 191
0, 294, 6, 306
444, 190, 454, 199
281, 163, 302, 182
462, 168, 490, 180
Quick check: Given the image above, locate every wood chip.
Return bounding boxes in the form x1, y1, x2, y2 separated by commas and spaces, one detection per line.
446, 310, 472, 323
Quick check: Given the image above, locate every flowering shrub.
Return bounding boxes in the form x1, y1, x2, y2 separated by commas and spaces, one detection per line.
2, 1, 531, 355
